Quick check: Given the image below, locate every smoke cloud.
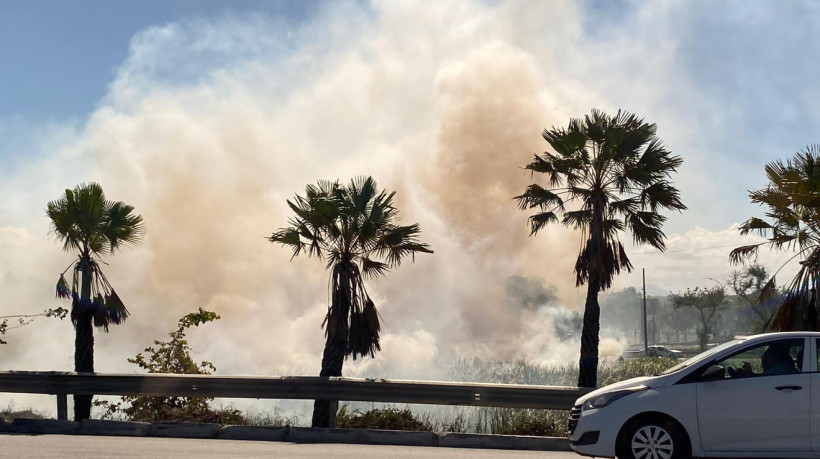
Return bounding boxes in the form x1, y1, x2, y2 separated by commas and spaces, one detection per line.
0, 0, 797, 415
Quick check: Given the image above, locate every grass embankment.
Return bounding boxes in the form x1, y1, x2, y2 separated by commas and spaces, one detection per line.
335, 357, 678, 436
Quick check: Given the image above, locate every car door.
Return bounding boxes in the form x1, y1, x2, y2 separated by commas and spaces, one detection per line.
809, 338, 820, 452
697, 337, 810, 452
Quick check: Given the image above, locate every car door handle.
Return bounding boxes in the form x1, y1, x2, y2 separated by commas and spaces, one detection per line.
775, 385, 802, 391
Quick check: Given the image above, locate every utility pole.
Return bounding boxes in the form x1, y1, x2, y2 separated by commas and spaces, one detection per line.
643, 268, 648, 356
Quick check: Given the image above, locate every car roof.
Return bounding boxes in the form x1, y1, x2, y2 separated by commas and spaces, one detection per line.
735, 331, 820, 342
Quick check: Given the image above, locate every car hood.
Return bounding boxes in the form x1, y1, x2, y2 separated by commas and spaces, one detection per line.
575, 375, 666, 405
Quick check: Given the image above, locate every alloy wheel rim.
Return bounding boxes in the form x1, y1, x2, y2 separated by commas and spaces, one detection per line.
631, 425, 674, 459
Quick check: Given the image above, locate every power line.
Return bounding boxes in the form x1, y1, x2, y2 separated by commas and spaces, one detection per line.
630, 243, 747, 255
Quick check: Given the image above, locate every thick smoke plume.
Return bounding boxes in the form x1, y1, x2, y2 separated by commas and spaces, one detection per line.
0, 1, 794, 414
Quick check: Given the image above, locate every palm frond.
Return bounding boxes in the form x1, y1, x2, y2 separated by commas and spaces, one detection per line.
562, 210, 591, 229
104, 201, 145, 253
519, 109, 684, 296
361, 257, 388, 279
270, 176, 432, 362
268, 227, 308, 259
47, 182, 144, 256
527, 211, 559, 235
514, 184, 564, 211
627, 212, 666, 250
738, 217, 774, 236
639, 182, 686, 213
730, 244, 763, 265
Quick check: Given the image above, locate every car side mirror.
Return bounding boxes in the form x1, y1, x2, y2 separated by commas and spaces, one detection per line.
701, 364, 725, 381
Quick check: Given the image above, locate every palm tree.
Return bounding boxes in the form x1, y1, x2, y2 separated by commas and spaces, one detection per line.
731, 145, 820, 331
47, 182, 144, 420
269, 176, 432, 427
515, 109, 685, 387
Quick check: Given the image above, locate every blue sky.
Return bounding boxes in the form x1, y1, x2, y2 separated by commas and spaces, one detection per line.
0, 0, 319, 122
0, 1, 817, 408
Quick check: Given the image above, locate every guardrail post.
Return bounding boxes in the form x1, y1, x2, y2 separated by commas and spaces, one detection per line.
56, 394, 68, 420
328, 400, 338, 428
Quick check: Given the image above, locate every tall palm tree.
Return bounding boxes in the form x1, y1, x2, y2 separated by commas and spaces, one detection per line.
269, 176, 432, 427
515, 109, 685, 387
47, 182, 144, 420
731, 145, 820, 331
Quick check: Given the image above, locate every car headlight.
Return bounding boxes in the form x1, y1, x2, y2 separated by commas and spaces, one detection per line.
582, 385, 648, 411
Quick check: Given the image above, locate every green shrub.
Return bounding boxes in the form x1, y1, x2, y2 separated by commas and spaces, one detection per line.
475, 408, 567, 436
335, 405, 432, 431
96, 308, 257, 426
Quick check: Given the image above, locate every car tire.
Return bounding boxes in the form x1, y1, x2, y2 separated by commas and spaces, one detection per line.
616, 415, 690, 459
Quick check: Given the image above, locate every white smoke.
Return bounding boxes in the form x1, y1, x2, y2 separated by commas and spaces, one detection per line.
0, 1, 799, 417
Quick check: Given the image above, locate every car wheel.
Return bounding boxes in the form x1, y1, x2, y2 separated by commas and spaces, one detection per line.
616, 416, 689, 459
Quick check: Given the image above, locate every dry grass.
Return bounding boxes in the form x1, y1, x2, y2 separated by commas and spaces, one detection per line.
0, 402, 47, 423
340, 357, 680, 436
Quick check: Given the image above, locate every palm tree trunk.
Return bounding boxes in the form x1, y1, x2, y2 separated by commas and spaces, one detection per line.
577, 197, 604, 388
74, 255, 94, 421
311, 329, 347, 427
311, 262, 353, 428
578, 277, 600, 388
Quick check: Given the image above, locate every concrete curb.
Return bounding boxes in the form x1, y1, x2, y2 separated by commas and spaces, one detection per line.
10, 419, 80, 435
5, 418, 569, 451
288, 426, 367, 444
361, 429, 437, 447
437, 432, 571, 451
81, 419, 150, 436
150, 421, 221, 438
288, 427, 438, 447
218, 426, 288, 441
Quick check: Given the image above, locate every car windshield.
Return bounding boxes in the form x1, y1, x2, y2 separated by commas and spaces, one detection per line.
660, 339, 744, 375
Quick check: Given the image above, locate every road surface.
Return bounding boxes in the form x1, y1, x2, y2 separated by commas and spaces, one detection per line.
0, 434, 579, 458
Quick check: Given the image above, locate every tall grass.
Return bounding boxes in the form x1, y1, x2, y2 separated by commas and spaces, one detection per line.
338, 357, 679, 436
0, 401, 47, 423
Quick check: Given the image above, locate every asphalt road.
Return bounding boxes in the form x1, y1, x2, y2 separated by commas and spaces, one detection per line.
0, 434, 579, 458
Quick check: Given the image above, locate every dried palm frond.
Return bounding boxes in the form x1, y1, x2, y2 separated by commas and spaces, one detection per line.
55, 274, 71, 299
730, 244, 763, 265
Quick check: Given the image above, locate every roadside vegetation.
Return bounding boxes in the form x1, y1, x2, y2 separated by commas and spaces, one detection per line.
0, 403, 47, 423
94, 308, 291, 426
331, 356, 679, 436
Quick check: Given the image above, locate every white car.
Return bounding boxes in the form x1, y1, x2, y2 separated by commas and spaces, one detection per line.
648, 345, 683, 359
621, 345, 683, 360
569, 332, 820, 458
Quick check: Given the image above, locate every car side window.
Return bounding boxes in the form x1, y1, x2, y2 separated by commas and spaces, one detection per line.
711, 338, 803, 379
816, 339, 820, 371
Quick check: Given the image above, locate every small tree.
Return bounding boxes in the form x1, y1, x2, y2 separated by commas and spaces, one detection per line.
96, 308, 245, 424
670, 286, 727, 351
125, 308, 219, 419
728, 264, 777, 332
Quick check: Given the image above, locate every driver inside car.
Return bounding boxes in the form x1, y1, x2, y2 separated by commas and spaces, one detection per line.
727, 345, 798, 378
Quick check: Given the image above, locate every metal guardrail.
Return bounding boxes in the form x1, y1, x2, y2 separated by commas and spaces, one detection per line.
0, 371, 591, 424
